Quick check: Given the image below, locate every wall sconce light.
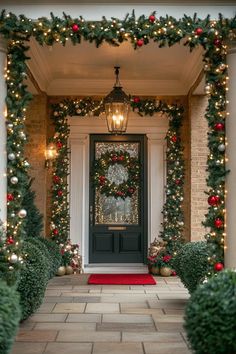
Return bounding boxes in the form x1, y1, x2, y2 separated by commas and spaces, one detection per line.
45, 142, 57, 168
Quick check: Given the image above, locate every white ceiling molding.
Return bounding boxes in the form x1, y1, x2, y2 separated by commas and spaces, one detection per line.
27, 39, 52, 92
47, 79, 186, 96
27, 38, 204, 96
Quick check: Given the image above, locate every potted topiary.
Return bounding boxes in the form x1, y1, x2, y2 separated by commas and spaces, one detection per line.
185, 269, 236, 354
172, 241, 210, 293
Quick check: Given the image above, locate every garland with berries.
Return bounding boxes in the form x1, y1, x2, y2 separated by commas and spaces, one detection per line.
50, 97, 185, 252
0, 10, 235, 277
93, 150, 140, 200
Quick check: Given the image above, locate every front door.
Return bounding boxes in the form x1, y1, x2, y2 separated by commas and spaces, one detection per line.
89, 134, 147, 263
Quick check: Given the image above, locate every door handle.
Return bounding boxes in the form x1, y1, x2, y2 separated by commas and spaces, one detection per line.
90, 205, 93, 224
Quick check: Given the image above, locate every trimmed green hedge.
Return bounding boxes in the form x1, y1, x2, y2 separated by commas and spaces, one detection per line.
26, 237, 53, 279
17, 241, 49, 320
37, 237, 62, 276
0, 281, 21, 354
173, 241, 210, 293
185, 269, 236, 354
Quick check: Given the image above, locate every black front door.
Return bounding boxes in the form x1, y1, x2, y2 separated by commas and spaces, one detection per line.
89, 134, 147, 263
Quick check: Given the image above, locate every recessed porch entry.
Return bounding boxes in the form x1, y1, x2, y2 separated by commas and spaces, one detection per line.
89, 134, 147, 263
69, 113, 168, 267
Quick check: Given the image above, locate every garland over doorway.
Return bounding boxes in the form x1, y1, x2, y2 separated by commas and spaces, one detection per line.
0, 10, 233, 278
50, 98, 185, 258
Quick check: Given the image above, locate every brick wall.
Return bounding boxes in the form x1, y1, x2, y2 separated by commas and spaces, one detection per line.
190, 95, 208, 241
25, 94, 48, 234
25, 94, 208, 242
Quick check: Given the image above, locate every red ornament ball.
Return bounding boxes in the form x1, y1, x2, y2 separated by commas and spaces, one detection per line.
149, 15, 156, 23
214, 122, 225, 131
7, 193, 14, 202
133, 96, 140, 103
112, 155, 118, 162
72, 23, 79, 32
171, 135, 177, 143
117, 155, 124, 161
6, 236, 14, 245
214, 38, 221, 47
53, 229, 59, 235
53, 175, 60, 184
175, 179, 181, 185
56, 141, 63, 149
128, 188, 135, 194
171, 270, 177, 276
214, 262, 224, 272
117, 191, 124, 197
208, 195, 220, 206
214, 218, 223, 228
137, 39, 144, 47
57, 190, 63, 197
195, 27, 203, 36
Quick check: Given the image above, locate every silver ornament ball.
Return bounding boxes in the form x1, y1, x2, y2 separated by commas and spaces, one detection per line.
10, 176, 18, 185
218, 144, 225, 152
8, 153, 16, 161
18, 209, 27, 218
7, 123, 13, 129
10, 254, 18, 264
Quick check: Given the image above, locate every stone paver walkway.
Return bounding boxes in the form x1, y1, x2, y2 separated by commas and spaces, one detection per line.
11, 274, 191, 354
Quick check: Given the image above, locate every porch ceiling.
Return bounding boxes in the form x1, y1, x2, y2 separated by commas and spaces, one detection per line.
27, 37, 204, 96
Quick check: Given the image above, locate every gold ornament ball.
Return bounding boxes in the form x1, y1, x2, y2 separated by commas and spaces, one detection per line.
57, 266, 66, 276
160, 267, 172, 277
65, 265, 74, 275
151, 266, 160, 275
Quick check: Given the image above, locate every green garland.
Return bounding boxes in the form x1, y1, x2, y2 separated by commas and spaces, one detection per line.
93, 150, 140, 200
50, 97, 185, 253
0, 10, 234, 275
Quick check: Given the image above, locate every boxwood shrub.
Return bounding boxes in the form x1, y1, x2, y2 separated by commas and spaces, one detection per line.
26, 237, 53, 279
0, 281, 21, 354
37, 237, 62, 276
17, 241, 49, 320
173, 241, 210, 293
185, 269, 236, 354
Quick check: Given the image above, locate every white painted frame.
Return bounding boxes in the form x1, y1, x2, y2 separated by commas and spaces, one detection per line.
69, 112, 169, 266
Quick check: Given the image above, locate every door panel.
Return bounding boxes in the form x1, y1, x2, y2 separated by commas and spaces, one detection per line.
89, 134, 147, 263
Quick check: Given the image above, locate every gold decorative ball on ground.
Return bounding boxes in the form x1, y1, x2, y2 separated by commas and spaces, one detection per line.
57, 266, 66, 276
151, 266, 160, 275
160, 267, 172, 277
65, 265, 74, 275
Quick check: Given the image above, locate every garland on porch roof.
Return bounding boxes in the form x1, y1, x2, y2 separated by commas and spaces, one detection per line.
50, 97, 185, 254
0, 10, 235, 278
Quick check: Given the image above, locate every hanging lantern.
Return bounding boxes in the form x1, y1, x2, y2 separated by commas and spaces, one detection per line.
104, 66, 130, 134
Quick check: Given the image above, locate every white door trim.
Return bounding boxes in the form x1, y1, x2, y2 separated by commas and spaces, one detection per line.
69, 113, 168, 266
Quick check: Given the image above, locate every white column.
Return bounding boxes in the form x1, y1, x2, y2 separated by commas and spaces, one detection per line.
69, 134, 89, 266
147, 134, 165, 246
225, 44, 236, 268
0, 38, 7, 224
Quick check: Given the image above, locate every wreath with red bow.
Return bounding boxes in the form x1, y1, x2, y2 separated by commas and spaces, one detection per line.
93, 150, 140, 200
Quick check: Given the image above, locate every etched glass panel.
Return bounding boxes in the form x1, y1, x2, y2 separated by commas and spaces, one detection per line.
95, 142, 139, 225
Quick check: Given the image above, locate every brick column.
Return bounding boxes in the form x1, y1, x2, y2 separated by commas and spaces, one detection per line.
225, 44, 236, 268
0, 38, 7, 223
190, 95, 208, 241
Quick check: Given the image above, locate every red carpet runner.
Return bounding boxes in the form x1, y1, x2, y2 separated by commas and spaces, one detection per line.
88, 273, 156, 285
